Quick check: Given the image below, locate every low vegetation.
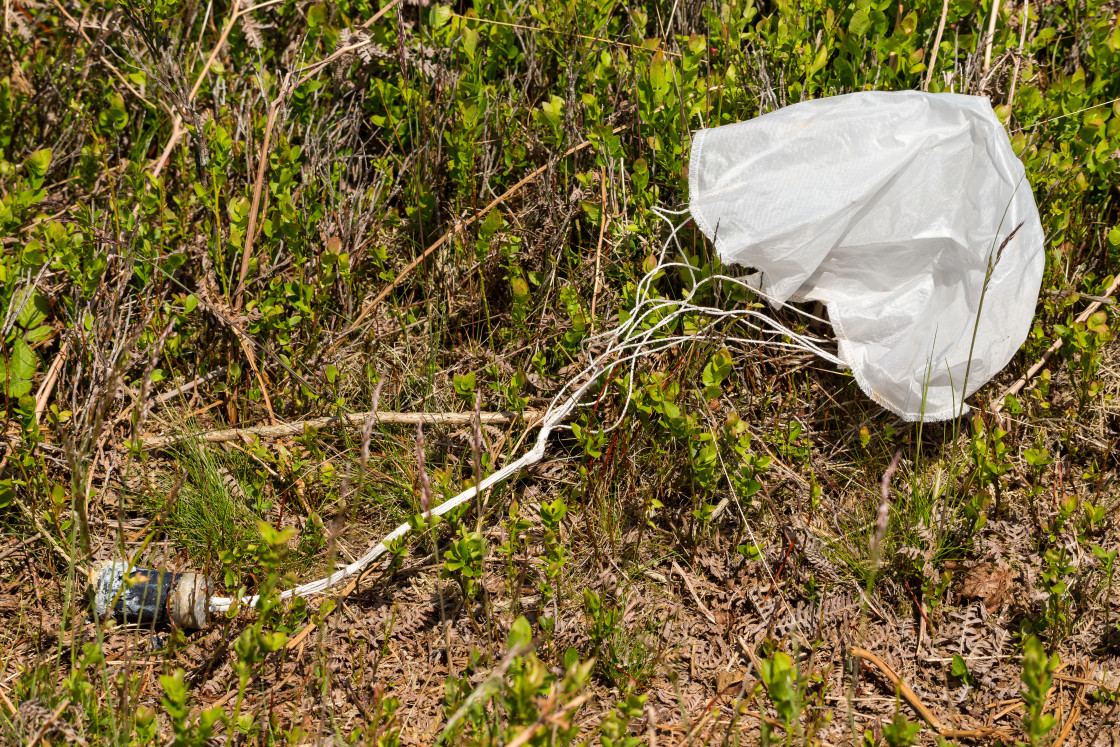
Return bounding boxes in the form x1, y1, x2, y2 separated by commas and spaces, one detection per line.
2, 0, 1120, 743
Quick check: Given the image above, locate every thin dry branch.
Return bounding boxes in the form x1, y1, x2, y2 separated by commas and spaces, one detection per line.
137, 409, 543, 449
851, 647, 1011, 740
924, 0, 950, 90
993, 271, 1120, 411
150, 0, 295, 176
231, 0, 405, 306
1052, 675, 1088, 747
983, 0, 1002, 71
336, 125, 627, 344
590, 174, 609, 325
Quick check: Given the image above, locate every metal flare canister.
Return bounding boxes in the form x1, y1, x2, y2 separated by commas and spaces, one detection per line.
89, 560, 212, 630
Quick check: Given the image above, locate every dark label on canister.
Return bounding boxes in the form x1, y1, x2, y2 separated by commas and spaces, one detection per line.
91, 561, 180, 626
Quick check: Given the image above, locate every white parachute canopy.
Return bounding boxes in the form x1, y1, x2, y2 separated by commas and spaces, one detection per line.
688, 91, 1045, 421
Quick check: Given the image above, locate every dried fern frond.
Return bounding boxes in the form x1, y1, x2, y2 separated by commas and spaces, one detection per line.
240, 14, 265, 50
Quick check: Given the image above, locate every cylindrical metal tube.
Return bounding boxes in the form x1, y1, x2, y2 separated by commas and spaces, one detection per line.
89, 560, 212, 630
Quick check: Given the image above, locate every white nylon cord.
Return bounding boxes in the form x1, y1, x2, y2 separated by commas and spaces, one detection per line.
209, 210, 845, 613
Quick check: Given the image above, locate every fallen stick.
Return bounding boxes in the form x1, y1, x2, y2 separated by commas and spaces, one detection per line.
0, 532, 40, 563
0, 685, 14, 716
232, 0, 405, 306
138, 409, 544, 450
150, 0, 323, 177
983, 0, 1001, 71
850, 647, 1010, 740
993, 272, 1120, 411
1052, 677, 1088, 747
590, 175, 609, 324
0, 335, 72, 476
33, 336, 70, 423
335, 124, 628, 345
923, 0, 950, 91
672, 560, 717, 625
150, 366, 228, 406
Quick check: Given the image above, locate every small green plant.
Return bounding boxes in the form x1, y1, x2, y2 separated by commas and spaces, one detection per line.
1020, 636, 1059, 746
436, 616, 638, 745
881, 707, 922, 747
442, 527, 485, 602
160, 668, 223, 747
583, 588, 621, 661
970, 415, 1011, 518
1022, 547, 1076, 639
227, 522, 300, 737
950, 654, 971, 686
539, 496, 569, 634
1055, 308, 1112, 409
1093, 544, 1118, 628
759, 650, 804, 738
498, 500, 532, 594
453, 371, 477, 401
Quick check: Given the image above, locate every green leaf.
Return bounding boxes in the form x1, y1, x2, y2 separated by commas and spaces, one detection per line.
650, 57, 668, 96
453, 371, 476, 397
848, 8, 872, 35
307, 2, 328, 27
479, 209, 502, 240
430, 4, 453, 29
1, 337, 38, 398
539, 95, 564, 128
16, 292, 48, 331
24, 149, 51, 182
510, 276, 529, 303
507, 615, 533, 650
702, 348, 734, 388
1087, 310, 1109, 335
809, 44, 829, 75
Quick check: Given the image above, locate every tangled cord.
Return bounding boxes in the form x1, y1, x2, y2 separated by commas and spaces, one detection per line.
209, 207, 843, 613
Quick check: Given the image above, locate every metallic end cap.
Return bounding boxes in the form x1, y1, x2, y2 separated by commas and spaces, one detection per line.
90, 559, 128, 618
168, 572, 211, 630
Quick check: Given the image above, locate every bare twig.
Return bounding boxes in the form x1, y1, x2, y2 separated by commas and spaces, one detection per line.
336, 126, 627, 344
590, 173, 609, 325
231, 0, 405, 306
983, 0, 1002, 71
26, 698, 72, 747
0, 532, 39, 563
993, 271, 1120, 411
671, 560, 717, 625
137, 409, 544, 450
32, 336, 70, 427
0, 685, 14, 716
1052, 675, 1088, 747
870, 448, 903, 567
924, 0, 950, 90
1007, 0, 1028, 109
189, 0, 288, 101
150, 0, 295, 176
150, 367, 228, 406
285, 574, 359, 652
850, 647, 1011, 739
